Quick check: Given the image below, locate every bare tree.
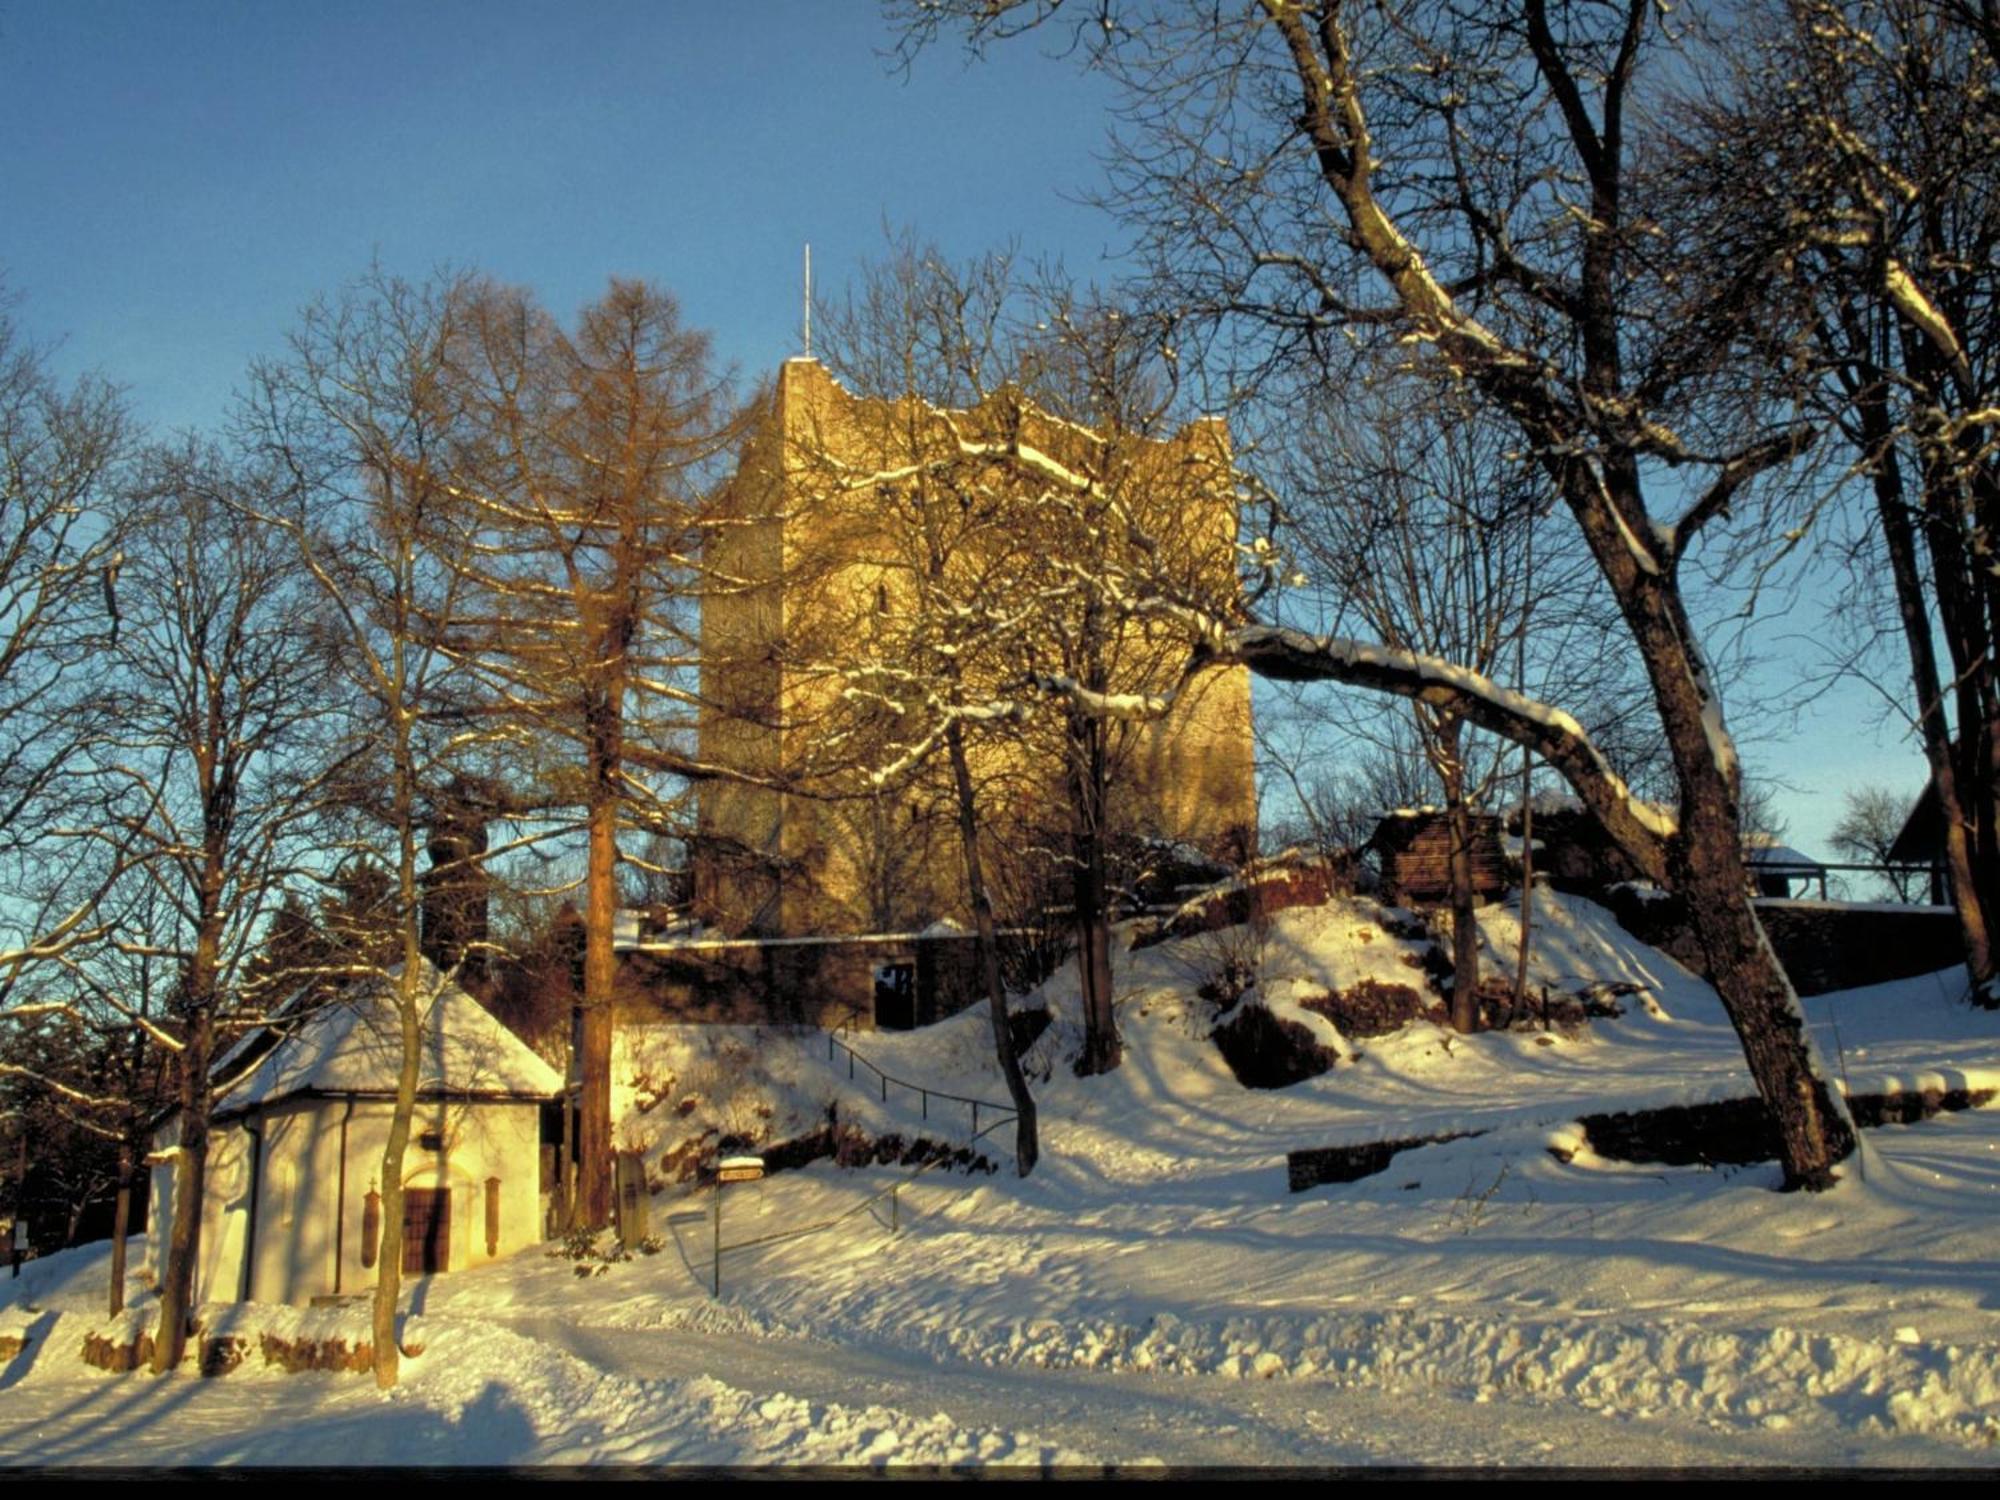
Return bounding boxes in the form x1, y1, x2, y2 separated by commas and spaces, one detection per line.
812, 241, 1246, 1079
54, 442, 335, 1373
897, 0, 1857, 1187
0, 295, 135, 994
245, 267, 489, 1388
1, 868, 185, 1314
1830, 784, 1923, 902
1287, 376, 1563, 1026
786, 270, 1048, 1168
1684, 0, 2000, 992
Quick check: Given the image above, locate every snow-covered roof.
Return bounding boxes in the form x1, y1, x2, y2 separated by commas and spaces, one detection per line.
213, 961, 561, 1117
1744, 832, 1822, 870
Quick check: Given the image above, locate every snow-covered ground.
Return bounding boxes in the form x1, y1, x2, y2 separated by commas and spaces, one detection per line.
5, 891, 1998, 1468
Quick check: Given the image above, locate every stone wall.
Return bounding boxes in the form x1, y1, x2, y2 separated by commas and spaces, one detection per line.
1751, 900, 1964, 996
1607, 887, 1964, 997
615, 932, 989, 1031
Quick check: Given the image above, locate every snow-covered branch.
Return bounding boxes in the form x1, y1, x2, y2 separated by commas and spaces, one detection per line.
1213, 624, 1672, 881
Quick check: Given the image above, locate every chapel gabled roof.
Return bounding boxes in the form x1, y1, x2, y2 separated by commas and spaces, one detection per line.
211, 959, 561, 1119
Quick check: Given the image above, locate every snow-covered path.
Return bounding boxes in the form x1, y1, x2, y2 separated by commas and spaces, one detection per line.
8, 1291, 1987, 1469
486, 1311, 1994, 1469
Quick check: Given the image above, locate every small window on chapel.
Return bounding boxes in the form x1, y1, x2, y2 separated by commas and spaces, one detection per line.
876, 582, 890, 615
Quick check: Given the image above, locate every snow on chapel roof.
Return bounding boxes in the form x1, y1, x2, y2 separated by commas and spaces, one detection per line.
214, 960, 561, 1117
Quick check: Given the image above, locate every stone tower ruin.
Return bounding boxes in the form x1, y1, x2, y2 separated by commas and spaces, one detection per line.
691, 357, 1256, 943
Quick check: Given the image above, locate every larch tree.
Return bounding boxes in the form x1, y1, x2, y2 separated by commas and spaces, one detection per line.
446, 278, 742, 1231
896, 0, 1859, 1187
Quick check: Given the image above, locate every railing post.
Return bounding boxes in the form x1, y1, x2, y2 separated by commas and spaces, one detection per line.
972, 1100, 979, 1135
881, 1072, 887, 1103
891, 1185, 899, 1233
922, 1090, 928, 1121
848, 1051, 855, 1080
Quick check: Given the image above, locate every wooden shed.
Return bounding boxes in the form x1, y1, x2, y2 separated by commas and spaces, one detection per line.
1368, 809, 1510, 906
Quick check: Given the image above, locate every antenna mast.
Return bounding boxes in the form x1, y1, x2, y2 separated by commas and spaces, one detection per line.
803, 243, 812, 359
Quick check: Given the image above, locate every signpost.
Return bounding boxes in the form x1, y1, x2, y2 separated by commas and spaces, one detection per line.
711, 1155, 764, 1297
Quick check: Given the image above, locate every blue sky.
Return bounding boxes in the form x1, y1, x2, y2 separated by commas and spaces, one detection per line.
1, 1, 1928, 861
3, 1, 1122, 424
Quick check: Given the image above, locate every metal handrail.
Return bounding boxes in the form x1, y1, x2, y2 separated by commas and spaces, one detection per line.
818, 1026, 1017, 1138
706, 1114, 1017, 1268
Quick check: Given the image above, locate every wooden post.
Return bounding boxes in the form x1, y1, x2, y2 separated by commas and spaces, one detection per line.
614, 1153, 649, 1251
11, 1132, 23, 1278
108, 1143, 133, 1316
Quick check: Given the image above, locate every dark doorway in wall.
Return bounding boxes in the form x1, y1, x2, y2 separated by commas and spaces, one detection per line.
874, 961, 916, 1030
402, 1187, 451, 1274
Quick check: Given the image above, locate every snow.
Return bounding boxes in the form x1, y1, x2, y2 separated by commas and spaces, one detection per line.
213, 961, 562, 1114
7, 891, 2000, 1469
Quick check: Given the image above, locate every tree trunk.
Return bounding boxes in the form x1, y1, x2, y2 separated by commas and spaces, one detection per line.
1917, 446, 2000, 995
946, 721, 1039, 1175
152, 1006, 213, 1374
1622, 577, 1858, 1189
1865, 394, 1996, 989
1435, 716, 1481, 1034
574, 603, 629, 1231
373, 695, 427, 1391
1673, 789, 1858, 1189
1514, 751, 1537, 1008
576, 789, 618, 1230
107, 1142, 132, 1318
371, 965, 422, 1390
1067, 709, 1120, 1075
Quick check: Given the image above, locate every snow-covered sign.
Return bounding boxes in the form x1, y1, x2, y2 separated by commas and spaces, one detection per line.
717, 1156, 765, 1185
